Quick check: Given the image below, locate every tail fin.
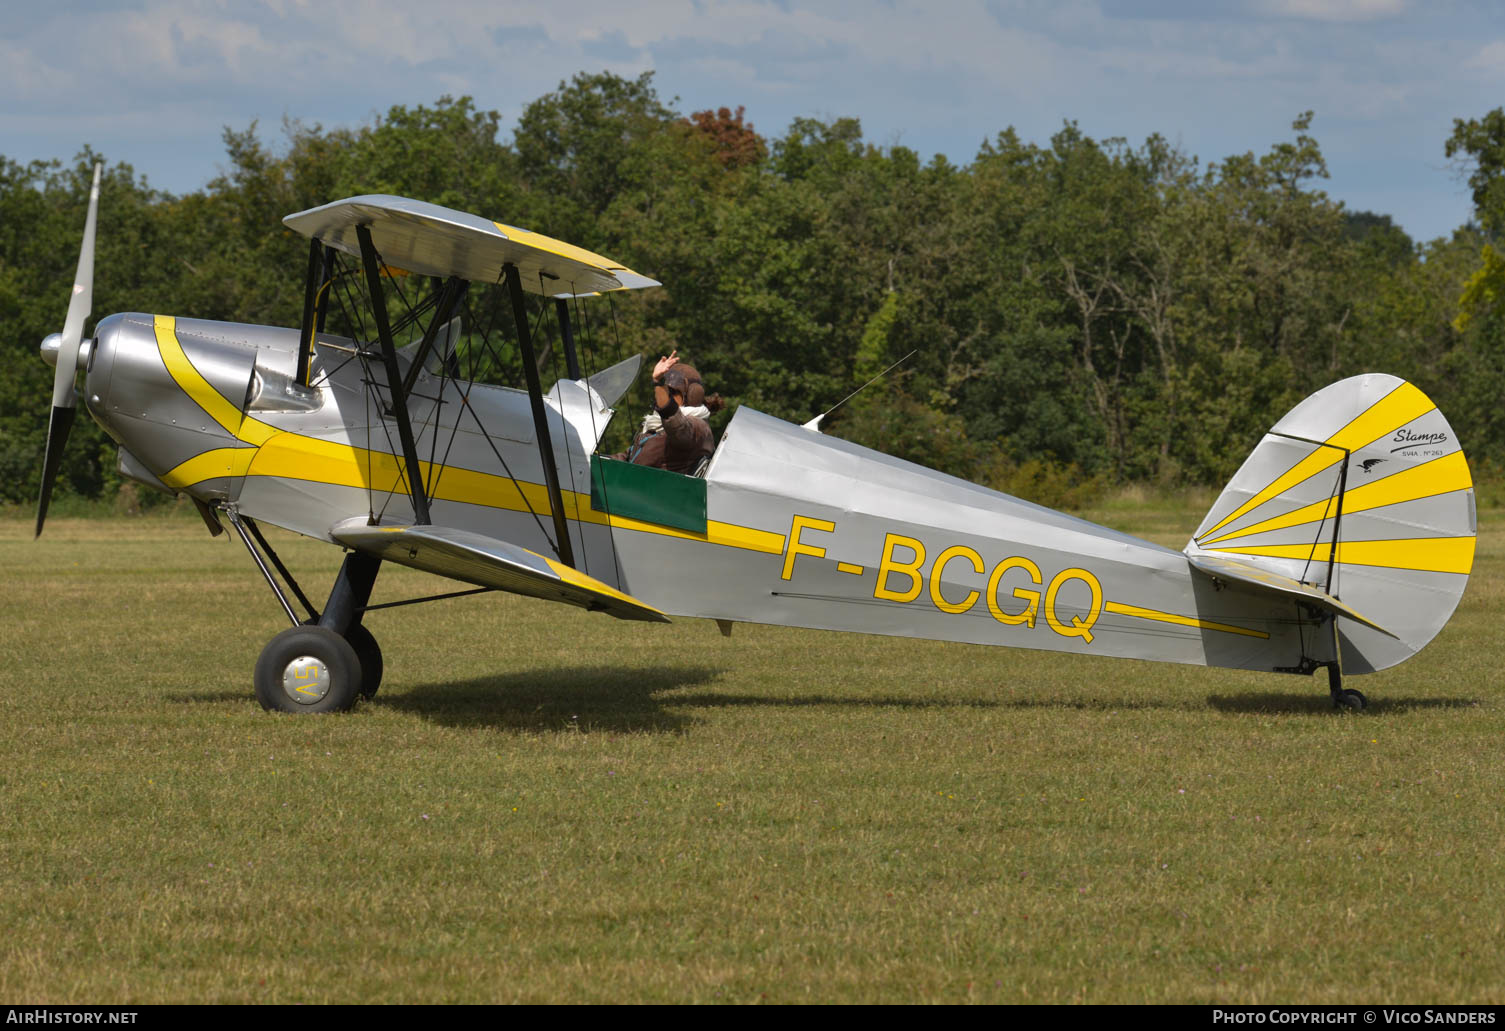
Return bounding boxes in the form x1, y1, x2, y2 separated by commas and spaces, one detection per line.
1185, 374, 1476, 673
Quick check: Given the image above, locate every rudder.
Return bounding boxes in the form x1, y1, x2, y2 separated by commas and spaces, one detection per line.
1184, 374, 1475, 673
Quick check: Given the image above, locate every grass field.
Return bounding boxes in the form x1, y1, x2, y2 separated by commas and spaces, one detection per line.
2, 498, 1502, 1004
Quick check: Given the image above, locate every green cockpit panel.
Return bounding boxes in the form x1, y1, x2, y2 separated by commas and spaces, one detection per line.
589, 455, 707, 534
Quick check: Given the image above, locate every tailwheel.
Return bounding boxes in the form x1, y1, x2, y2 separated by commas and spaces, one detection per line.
346, 623, 384, 700
1325, 662, 1366, 712
254, 625, 362, 713
1335, 688, 1367, 712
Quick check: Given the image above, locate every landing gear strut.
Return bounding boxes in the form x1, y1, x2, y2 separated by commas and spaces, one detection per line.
344, 622, 384, 701
1324, 614, 1365, 711
252, 551, 385, 713
228, 508, 384, 714
255, 553, 384, 713
1278, 610, 1369, 712
1327, 662, 1366, 711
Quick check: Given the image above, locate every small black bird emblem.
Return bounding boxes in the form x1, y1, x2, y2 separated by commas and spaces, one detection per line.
1360, 458, 1387, 473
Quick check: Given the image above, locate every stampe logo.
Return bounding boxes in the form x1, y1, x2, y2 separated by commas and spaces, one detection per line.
1392, 428, 1448, 453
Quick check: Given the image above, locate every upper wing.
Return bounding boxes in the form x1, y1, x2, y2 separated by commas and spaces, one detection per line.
330, 518, 668, 623
282, 195, 660, 296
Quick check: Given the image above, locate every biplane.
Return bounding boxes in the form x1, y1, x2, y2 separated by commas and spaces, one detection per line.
38, 169, 1477, 712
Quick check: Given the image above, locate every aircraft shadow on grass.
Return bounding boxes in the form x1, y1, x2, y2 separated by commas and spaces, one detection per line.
993, 692, 1481, 715
171, 664, 714, 732
173, 673, 1479, 725
375, 663, 720, 733
377, 666, 1030, 732
1205, 692, 1479, 715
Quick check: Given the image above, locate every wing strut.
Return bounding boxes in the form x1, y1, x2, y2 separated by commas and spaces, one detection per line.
296, 240, 337, 387
555, 297, 582, 380
402, 276, 468, 397
296, 238, 321, 387
356, 224, 432, 525
506, 263, 575, 568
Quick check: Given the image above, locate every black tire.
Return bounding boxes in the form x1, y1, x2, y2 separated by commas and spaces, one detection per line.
254, 625, 362, 713
346, 623, 384, 700
297, 618, 383, 700
1337, 688, 1368, 711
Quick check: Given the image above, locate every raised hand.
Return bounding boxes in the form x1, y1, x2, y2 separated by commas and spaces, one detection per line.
653, 350, 679, 380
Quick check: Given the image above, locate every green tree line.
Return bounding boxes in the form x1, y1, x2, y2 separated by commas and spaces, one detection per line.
5, 72, 1505, 508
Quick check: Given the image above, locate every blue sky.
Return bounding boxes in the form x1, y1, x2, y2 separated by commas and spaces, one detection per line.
4, 0, 1503, 242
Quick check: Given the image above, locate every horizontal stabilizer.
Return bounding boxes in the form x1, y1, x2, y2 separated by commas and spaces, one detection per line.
1185, 553, 1395, 638
330, 519, 668, 623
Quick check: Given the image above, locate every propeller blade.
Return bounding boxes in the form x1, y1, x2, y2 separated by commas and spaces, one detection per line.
51, 163, 102, 409
36, 163, 102, 538
34, 406, 76, 537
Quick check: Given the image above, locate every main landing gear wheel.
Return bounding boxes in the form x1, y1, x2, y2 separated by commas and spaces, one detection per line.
1335, 688, 1367, 711
346, 624, 383, 700
254, 625, 362, 713
296, 619, 383, 701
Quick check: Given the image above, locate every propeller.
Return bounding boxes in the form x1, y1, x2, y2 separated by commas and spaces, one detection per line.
35, 163, 102, 538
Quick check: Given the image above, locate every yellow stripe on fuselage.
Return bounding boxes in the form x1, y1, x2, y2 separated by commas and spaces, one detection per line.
153, 315, 786, 556
1102, 601, 1270, 640
246, 430, 786, 554
154, 315, 277, 446
159, 447, 257, 489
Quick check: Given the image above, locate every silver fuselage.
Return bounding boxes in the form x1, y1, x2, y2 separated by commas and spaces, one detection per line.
83, 311, 1356, 675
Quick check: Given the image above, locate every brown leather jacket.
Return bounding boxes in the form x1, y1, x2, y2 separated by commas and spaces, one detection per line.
617, 400, 714, 474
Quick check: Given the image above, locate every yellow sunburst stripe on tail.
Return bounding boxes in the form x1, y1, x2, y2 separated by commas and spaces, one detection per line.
1199, 451, 1473, 546
1206, 536, 1475, 575
1198, 382, 1435, 542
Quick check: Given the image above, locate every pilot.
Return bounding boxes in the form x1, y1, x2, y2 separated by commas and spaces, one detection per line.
617, 350, 723, 473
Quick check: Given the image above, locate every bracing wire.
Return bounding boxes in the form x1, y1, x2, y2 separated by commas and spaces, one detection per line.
357, 347, 375, 522
348, 242, 423, 523
541, 273, 588, 577
597, 292, 639, 588
573, 288, 624, 585
418, 284, 460, 506
1298, 462, 1346, 588
321, 254, 377, 523
458, 389, 556, 549
444, 272, 559, 554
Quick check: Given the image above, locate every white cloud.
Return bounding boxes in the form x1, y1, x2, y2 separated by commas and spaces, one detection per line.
1, 0, 1501, 242
1465, 38, 1505, 74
